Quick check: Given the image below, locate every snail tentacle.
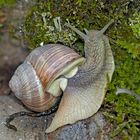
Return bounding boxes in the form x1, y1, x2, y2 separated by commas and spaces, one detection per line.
65, 23, 89, 40
97, 19, 114, 37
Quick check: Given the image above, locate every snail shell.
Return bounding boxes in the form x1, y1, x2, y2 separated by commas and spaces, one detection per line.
9, 44, 85, 112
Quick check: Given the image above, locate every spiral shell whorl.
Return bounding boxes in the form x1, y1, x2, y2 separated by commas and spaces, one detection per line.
25, 44, 83, 89
9, 44, 85, 112
9, 74, 22, 99
9, 62, 55, 112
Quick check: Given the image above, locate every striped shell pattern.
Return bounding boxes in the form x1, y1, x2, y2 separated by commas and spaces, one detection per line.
9, 44, 85, 112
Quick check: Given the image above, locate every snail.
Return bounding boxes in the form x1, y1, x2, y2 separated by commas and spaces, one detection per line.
8, 20, 115, 133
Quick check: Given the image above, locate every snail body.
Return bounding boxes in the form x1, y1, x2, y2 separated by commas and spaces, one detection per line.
9, 20, 115, 133
46, 20, 115, 133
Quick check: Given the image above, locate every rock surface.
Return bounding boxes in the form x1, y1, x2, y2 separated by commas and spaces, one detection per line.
0, 95, 109, 140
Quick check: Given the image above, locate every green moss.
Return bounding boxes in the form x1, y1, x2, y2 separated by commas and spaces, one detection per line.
0, 0, 16, 7
103, 50, 140, 138
23, 2, 79, 49
23, 0, 140, 138
116, 12, 140, 58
